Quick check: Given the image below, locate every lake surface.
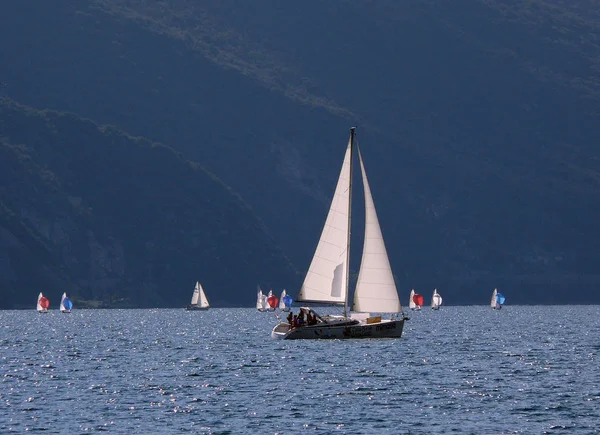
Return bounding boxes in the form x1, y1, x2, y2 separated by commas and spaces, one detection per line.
1, 306, 599, 434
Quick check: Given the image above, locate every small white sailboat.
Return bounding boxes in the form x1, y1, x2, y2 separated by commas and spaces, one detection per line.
409, 289, 423, 311
257, 286, 268, 312
279, 289, 292, 311
186, 281, 210, 311
265, 289, 277, 312
60, 292, 73, 313
37, 292, 49, 313
491, 288, 505, 310
431, 288, 442, 310
409, 289, 417, 311
272, 127, 407, 340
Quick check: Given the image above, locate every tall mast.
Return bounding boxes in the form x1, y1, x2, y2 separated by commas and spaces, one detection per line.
344, 127, 356, 318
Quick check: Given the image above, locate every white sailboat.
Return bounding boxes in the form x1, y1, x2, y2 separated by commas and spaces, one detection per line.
265, 289, 276, 312
60, 292, 73, 313
37, 292, 49, 313
431, 288, 442, 310
279, 289, 291, 311
186, 281, 210, 311
491, 288, 504, 310
409, 289, 423, 311
409, 289, 417, 311
271, 127, 407, 339
257, 286, 268, 312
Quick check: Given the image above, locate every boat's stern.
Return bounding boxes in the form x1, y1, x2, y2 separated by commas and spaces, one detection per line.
271, 322, 291, 339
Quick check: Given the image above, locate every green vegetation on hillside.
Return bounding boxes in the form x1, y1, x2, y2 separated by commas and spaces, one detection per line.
2, 0, 600, 304
0, 98, 296, 308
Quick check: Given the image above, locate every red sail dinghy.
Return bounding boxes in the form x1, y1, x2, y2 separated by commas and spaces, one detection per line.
37, 292, 50, 313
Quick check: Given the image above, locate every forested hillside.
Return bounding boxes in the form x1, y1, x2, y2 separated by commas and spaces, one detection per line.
0, 98, 295, 308
1, 0, 599, 305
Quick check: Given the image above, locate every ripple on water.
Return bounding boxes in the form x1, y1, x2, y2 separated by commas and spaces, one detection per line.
1, 306, 600, 433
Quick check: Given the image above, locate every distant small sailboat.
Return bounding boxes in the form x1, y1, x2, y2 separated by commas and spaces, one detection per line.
60, 292, 73, 313
431, 288, 442, 310
37, 292, 49, 313
186, 281, 210, 311
257, 286, 268, 312
279, 289, 292, 311
409, 289, 423, 311
266, 290, 278, 312
491, 288, 505, 310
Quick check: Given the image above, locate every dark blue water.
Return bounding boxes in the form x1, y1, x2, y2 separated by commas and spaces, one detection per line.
1, 306, 599, 434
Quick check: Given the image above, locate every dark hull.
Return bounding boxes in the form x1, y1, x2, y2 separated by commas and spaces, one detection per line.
272, 318, 405, 340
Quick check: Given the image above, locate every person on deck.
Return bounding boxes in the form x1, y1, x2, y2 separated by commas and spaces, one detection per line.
287, 311, 293, 326
306, 311, 313, 325
297, 310, 305, 326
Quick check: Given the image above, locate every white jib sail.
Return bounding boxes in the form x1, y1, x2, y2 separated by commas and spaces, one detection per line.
352, 149, 402, 313
198, 283, 210, 308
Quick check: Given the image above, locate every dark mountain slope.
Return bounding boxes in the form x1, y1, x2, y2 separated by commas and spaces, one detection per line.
0, 98, 296, 308
0, 0, 355, 265
1, 1, 600, 303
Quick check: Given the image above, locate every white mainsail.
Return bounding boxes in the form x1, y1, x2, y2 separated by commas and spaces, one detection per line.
191, 282, 201, 306
490, 288, 497, 309
279, 289, 287, 310
431, 288, 442, 309
408, 289, 416, 310
36, 292, 43, 312
352, 149, 402, 313
256, 287, 264, 310
297, 140, 352, 305
60, 292, 67, 311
